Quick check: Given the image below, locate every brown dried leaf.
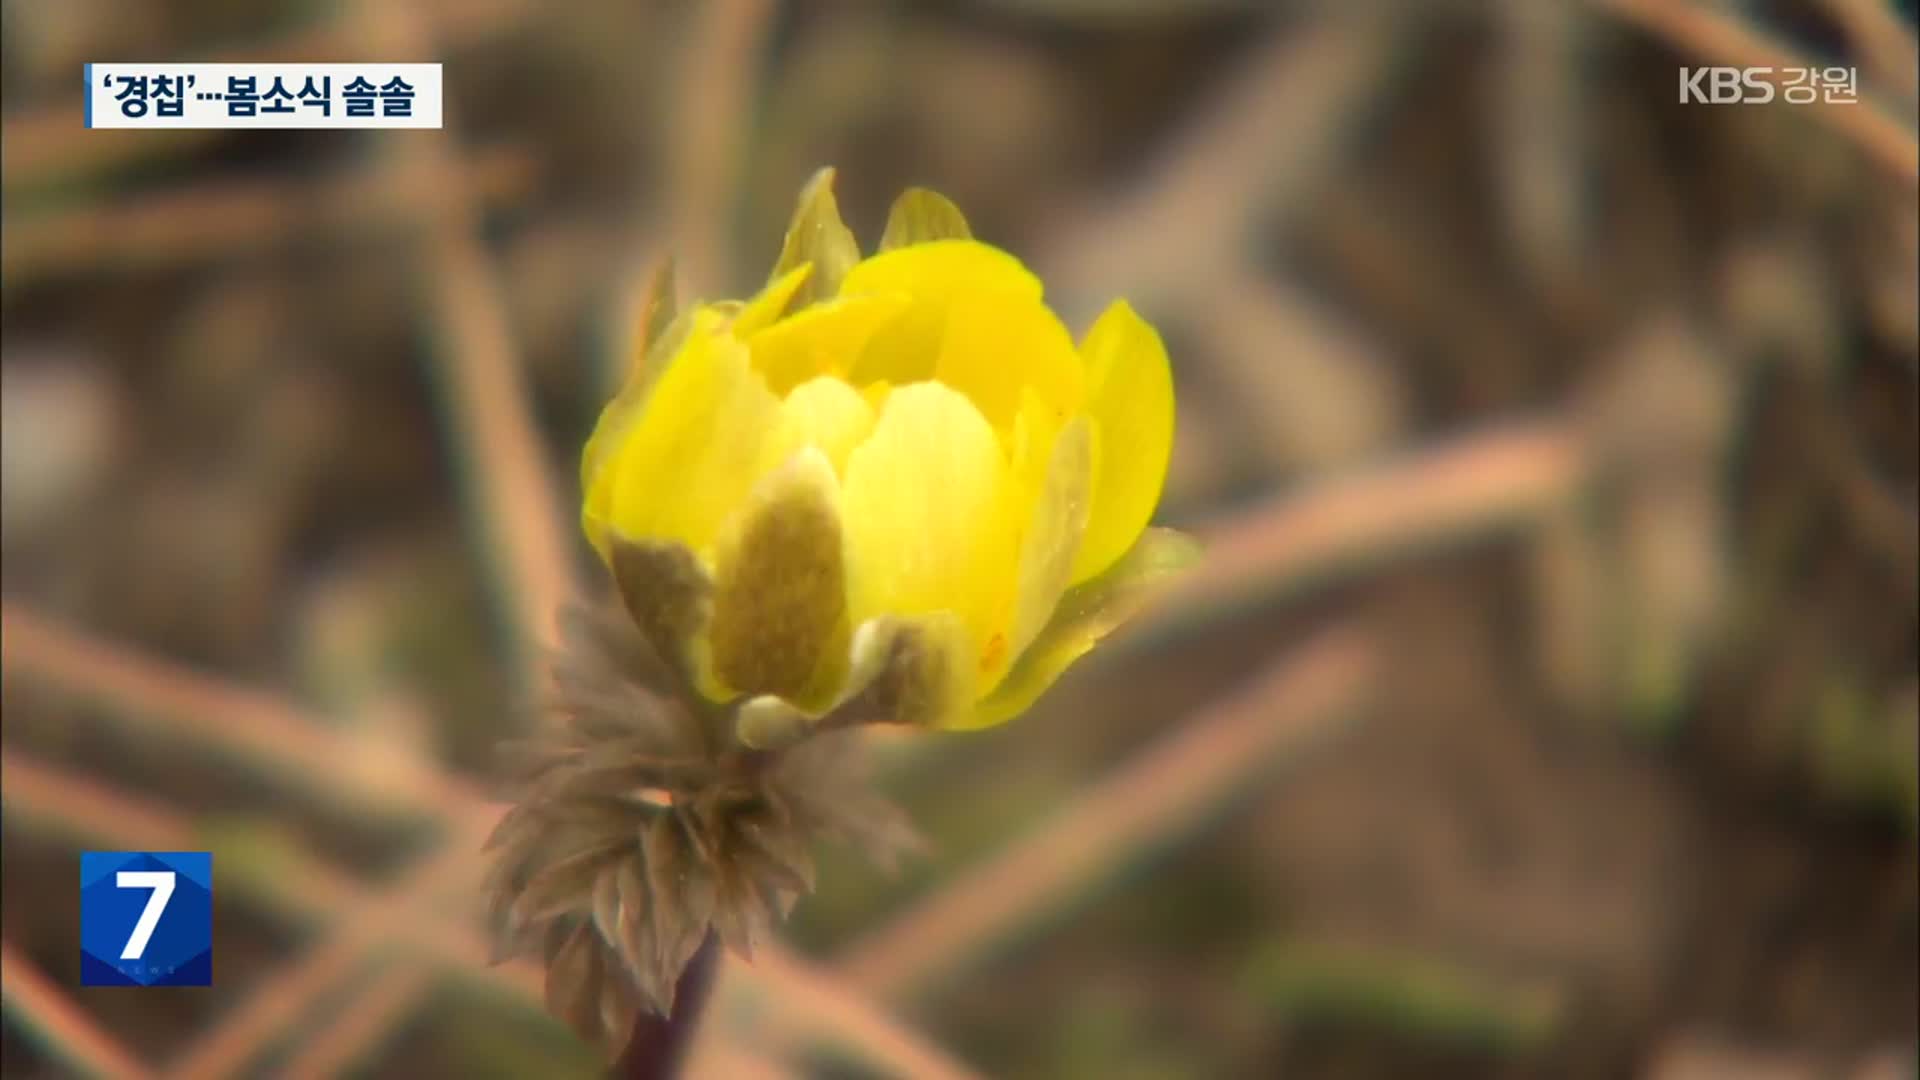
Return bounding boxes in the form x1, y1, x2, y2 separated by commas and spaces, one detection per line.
710, 864, 759, 956
731, 815, 816, 894
591, 867, 623, 950
643, 813, 696, 1007
491, 571, 940, 1035
546, 920, 607, 1044
556, 683, 676, 745
614, 857, 653, 981
556, 603, 683, 699
598, 969, 641, 1056
522, 759, 698, 806
481, 800, 545, 857
512, 841, 627, 932
497, 794, 637, 840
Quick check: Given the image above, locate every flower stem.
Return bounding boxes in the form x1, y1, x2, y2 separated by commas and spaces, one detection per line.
608, 933, 720, 1080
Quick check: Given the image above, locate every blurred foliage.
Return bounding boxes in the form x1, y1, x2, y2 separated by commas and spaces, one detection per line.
1241, 938, 1564, 1053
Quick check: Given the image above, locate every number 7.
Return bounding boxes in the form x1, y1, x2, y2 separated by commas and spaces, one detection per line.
115, 870, 176, 960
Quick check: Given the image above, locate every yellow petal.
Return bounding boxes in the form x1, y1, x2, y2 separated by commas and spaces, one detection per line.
581, 262, 685, 501
839, 241, 1065, 426
775, 376, 876, 475
879, 188, 973, 251
770, 167, 861, 308
746, 292, 910, 395
984, 409, 1090, 692
587, 310, 785, 558
733, 263, 812, 337
582, 304, 697, 553
840, 382, 1015, 672
1070, 300, 1175, 583
839, 238, 1040, 303
842, 292, 940, 389
707, 448, 847, 706
967, 528, 1199, 728
933, 288, 1083, 431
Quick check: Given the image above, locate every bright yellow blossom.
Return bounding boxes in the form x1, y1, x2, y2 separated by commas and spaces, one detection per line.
580, 169, 1195, 738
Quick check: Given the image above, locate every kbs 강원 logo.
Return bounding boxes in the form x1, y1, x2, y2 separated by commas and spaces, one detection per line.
1679, 66, 1860, 105
80, 852, 213, 986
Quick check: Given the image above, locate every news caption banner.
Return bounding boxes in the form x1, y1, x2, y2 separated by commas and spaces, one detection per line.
85, 63, 442, 128
80, 852, 214, 987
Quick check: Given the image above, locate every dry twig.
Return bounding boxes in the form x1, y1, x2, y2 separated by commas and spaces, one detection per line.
1134, 421, 1589, 649
159, 812, 498, 1080
658, 0, 781, 298
0, 603, 474, 822
3, 145, 539, 284
1039, 15, 1408, 308
0, 940, 154, 1080
275, 966, 439, 1080
831, 625, 1375, 1001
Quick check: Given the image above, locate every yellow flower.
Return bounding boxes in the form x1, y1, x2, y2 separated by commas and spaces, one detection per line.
581, 168, 1196, 739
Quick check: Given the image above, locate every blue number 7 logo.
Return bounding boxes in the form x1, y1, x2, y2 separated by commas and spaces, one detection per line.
114, 870, 176, 959
80, 852, 213, 986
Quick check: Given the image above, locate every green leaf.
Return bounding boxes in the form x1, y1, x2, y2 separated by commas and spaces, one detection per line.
771, 166, 862, 307
879, 187, 973, 250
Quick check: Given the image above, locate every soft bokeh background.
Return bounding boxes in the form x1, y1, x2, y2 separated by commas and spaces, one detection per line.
3, 1, 1916, 1078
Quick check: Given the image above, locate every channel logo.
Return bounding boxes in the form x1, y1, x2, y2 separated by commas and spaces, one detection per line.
79, 851, 213, 987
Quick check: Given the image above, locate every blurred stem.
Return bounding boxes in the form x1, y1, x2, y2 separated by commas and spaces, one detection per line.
611, 933, 720, 1080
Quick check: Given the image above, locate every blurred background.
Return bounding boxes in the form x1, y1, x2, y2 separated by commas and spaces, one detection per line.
2, 1, 1916, 1078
